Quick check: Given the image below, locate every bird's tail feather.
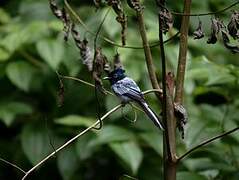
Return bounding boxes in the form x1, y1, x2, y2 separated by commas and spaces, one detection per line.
139, 102, 164, 131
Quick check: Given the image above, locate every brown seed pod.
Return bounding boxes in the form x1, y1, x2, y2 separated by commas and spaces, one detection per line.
61, 8, 71, 41
193, 20, 204, 39
207, 18, 223, 44
93, 48, 108, 88
174, 103, 188, 139
80, 39, 94, 71
227, 11, 239, 40
49, 0, 71, 41
221, 30, 239, 54
49, 0, 62, 19
71, 24, 94, 71
159, 8, 173, 34
126, 0, 142, 12
108, 0, 127, 46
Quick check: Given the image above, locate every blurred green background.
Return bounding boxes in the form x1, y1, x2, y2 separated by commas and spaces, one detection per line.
0, 0, 239, 179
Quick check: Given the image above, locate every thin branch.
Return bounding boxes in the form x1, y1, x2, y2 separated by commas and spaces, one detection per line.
0, 157, 26, 174
174, 0, 192, 104
21, 104, 122, 180
93, 8, 110, 51
165, 1, 239, 16
178, 127, 239, 161
132, 2, 162, 101
59, 74, 114, 95
158, 1, 173, 162
143, 89, 163, 95
157, 0, 177, 164
64, 0, 179, 49
59, 74, 155, 114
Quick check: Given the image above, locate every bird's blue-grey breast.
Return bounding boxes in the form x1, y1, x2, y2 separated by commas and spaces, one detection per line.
107, 69, 164, 130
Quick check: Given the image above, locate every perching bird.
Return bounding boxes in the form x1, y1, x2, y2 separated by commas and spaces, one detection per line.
104, 68, 164, 130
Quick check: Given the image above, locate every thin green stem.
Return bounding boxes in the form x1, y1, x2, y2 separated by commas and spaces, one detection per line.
22, 104, 122, 180
178, 127, 239, 161
64, 0, 178, 49
0, 157, 26, 174
168, 1, 239, 16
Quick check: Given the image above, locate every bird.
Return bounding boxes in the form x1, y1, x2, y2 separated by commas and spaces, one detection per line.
104, 68, 164, 131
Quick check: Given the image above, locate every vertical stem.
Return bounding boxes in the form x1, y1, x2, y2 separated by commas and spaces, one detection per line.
157, 1, 177, 179
175, 0, 192, 103
135, 9, 162, 101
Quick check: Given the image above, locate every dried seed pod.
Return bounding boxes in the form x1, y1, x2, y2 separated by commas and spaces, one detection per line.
174, 103, 188, 139
80, 39, 94, 71
108, 0, 127, 46
159, 8, 173, 34
93, 48, 107, 87
49, 0, 62, 19
193, 20, 204, 39
227, 11, 239, 40
49, 0, 71, 41
116, 14, 127, 46
61, 8, 71, 41
126, 0, 142, 12
221, 30, 239, 54
71, 24, 94, 71
71, 23, 81, 49
207, 18, 223, 44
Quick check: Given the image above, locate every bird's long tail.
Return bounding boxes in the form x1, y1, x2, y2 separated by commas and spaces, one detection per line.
138, 101, 164, 131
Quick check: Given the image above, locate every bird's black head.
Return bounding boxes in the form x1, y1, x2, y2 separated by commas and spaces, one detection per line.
105, 68, 126, 85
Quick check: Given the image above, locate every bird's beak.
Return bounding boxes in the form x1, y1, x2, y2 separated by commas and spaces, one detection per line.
103, 76, 110, 80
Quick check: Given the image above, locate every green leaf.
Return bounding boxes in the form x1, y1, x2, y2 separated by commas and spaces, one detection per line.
57, 146, 78, 180
76, 133, 98, 160
1, 31, 28, 52
0, 101, 32, 126
93, 125, 135, 145
0, 47, 11, 62
55, 115, 96, 127
21, 124, 53, 165
110, 141, 143, 175
6, 61, 37, 91
177, 172, 207, 180
21, 21, 49, 43
187, 56, 235, 86
36, 38, 64, 69
139, 132, 163, 156
0, 8, 10, 24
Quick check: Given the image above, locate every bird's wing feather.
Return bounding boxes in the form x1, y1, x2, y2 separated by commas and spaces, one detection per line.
112, 77, 144, 102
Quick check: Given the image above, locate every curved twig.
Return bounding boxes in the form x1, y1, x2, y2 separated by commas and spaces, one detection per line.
64, 0, 179, 49
0, 157, 26, 174
60, 75, 163, 98
164, 1, 239, 16
178, 127, 239, 161
143, 88, 163, 95
59, 74, 158, 114
59, 74, 157, 115
21, 104, 122, 180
